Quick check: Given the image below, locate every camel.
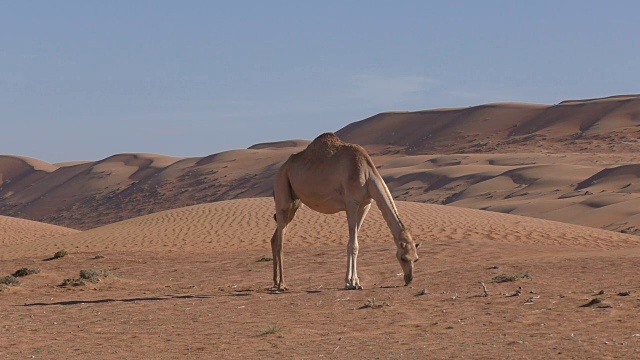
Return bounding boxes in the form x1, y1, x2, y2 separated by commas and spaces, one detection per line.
270, 132, 420, 291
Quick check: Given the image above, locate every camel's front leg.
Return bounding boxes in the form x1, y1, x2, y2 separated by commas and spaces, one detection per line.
345, 203, 370, 290
345, 234, 361, 290
270, 229, 280, 289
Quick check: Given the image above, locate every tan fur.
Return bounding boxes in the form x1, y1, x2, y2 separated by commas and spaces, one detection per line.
270, 132, 419, 290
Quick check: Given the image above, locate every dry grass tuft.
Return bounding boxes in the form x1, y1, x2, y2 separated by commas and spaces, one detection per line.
491, 273, 532, 283
60, 269, 111, 287
259, 324, 282, 336
45, 249, 69, 261
359, 298, 390, 309
0, 275, 19, 286
12, 267, 41, 278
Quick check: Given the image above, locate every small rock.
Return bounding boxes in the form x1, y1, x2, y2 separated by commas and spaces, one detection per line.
618, 291, 631, 296
416, 289, 429, 296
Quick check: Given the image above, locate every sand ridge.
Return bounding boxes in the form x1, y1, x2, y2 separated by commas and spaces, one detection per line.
0, 155, 58, 177
337, 94, 640, 154
2, 151, 640, 235
0, 215, 78, 247
4, 197, 640, 261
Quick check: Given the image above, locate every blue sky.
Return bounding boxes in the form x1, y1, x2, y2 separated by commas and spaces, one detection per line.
1, 1, 639, 162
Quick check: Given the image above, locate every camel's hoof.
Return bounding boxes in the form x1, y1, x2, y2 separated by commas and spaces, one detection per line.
345, 284, 364, 290
270, 284, 288, 292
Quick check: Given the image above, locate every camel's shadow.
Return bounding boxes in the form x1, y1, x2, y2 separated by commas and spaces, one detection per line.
20, 294, 215, 307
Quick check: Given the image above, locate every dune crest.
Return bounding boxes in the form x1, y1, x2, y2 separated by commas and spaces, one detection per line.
0, 215, 78, 247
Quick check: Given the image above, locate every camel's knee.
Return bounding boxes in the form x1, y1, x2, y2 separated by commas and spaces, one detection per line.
348, 242, 359, 255
275, 209, 286, 223
275, 208, 293, 225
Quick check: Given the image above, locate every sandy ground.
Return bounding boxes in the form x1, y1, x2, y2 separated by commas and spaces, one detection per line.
2, 198, 640, 359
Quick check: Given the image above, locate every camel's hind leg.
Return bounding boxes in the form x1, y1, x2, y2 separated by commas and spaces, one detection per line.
271, 200, 300, 291
271, 165, 301, 291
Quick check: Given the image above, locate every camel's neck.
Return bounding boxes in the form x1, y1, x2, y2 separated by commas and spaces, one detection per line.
368, 173, 405, 242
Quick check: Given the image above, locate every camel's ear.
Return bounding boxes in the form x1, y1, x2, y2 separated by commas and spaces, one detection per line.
415, 242, 421, 249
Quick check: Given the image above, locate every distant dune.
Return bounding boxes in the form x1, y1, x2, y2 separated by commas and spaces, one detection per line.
248, 139, 312, 149
337, 95, 640, 155
1, 95, 639, 235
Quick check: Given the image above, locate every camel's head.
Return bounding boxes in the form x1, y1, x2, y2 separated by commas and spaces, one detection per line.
396, 230, 420, 286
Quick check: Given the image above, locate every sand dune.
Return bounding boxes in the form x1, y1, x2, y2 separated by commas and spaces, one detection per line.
0, 155, 58, 176
0, 215, 78, 247
248, 139, 312, 149
0, 155, 58, 201
577, 164, 640, 191
370, 151, 640, 233
2, 196, 640, 358
4, 197, 640, 261
338, 95, 640, 154
1, 95, 639, 237
0, 153, 185, 226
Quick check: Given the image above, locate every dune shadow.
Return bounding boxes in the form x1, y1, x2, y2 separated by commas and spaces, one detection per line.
20, 294, 214, 307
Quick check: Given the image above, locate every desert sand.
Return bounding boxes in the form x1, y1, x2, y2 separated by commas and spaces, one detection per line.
0, 215, 78, 248
2, 198, 640, 359
2, 94, 640, 358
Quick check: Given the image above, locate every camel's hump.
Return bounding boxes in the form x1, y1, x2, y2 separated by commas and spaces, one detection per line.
306, 132, 345, 151
311, 132, 343, 144
301, 132, 370, 161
